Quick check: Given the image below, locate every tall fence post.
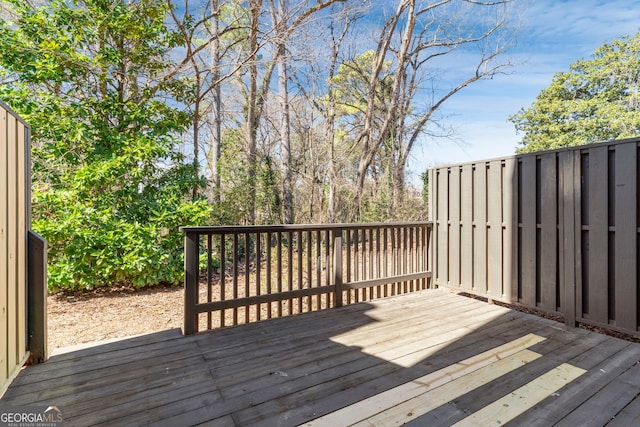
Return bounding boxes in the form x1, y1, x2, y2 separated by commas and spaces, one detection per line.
333, 229, 343, 308
27, 231, 47, 364
184, 231, 199, 335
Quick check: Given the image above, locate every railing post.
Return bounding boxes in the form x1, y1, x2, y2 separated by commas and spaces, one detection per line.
428, 223, 434, 289
27, 231, 47, 364
184, 230, 199, 335
333, 229, 343, 308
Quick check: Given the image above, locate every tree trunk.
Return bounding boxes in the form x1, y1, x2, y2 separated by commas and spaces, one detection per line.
278, 57, 294, 224
192, 93, 200, 198
274, 0, 294, 224
209, 0, 222, 203
246, 0, 262, 225
392, 158, 406, 212
352, 0, 414, 219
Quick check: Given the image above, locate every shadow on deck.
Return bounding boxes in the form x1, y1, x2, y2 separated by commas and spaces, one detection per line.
3, 289, 640, 426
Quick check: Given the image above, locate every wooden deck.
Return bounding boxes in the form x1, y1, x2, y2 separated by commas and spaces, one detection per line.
3, 289, 640, 426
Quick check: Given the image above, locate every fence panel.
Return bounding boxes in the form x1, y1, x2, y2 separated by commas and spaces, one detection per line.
429, 138, 640, 337
1, 102, 31, 395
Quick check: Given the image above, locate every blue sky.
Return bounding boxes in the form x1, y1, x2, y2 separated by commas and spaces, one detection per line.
408, 0, 640, 182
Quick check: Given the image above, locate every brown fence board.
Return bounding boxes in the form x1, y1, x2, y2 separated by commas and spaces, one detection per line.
575, 150, 586, 325
503, 158, 516, 301
559, 151, 577, 326
1, 106, 8, 383
487, 161, 503, 298
7, 112, 18, 373
540, 153, 558, 311
449, 167, 461, 289
473, 163, 487, 294
437, 169, 449, 285
587, 146, 609, 323
460, 164, 473, 291
520, 156, 537, 306
614, 144, 637, 331
17, 120, 27, 364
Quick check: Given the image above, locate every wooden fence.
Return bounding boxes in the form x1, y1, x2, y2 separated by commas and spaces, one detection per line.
1, 101, 29, 394
181, 222, 432, 334
429, 137, 640, 336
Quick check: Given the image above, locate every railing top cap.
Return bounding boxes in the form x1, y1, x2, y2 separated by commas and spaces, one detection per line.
180, 221, 432, 234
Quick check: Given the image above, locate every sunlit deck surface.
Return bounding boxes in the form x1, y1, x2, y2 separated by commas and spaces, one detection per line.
3, 289, 640, 426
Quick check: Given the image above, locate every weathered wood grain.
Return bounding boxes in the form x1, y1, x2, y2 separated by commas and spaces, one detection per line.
614, 143, 637, 331
449, 167, 461, 288
520, 156, 537, 307
460, 164, 474, 291
587, 146, 609, 323
540, 153, 558, 311
473, 163, 487, 294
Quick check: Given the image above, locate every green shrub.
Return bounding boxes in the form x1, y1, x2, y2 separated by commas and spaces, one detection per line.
34, 189, 212, 291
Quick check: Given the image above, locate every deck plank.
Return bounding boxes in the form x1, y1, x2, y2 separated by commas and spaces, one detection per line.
555, 358, 640, 427
607, 395, 640, 427
364, 324, 603, 426
455, 363, 586, 427
305, 334, 547, 426
351, 350, 543, 427
501, 336, 640, 426
1, 289, 639, 427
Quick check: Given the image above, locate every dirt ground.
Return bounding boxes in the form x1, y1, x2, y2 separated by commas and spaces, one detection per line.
47, 284, 185, 354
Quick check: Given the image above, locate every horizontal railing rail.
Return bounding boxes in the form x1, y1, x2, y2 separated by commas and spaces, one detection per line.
181, 222, 432, 334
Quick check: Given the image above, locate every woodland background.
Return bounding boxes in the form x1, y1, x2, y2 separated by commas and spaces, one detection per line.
0, 0, 522, 289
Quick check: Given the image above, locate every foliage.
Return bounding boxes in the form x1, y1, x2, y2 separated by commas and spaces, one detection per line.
0, 0, 212, 290
421, 170, 429, 206
510, 32, 640, 153
324, 50, 393, 117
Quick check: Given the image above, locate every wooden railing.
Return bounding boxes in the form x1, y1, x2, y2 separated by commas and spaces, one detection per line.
181, 222, 432, 334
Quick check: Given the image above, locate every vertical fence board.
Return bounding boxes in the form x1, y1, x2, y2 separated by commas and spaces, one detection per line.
17, 121, 26, 358
615, 144, 637, 331
437, 169, 449, 286
559, 151, 577, 326
540, 153, 558, 311
572, 150, 583, 325
487, 161, 503, 298
576, 151, 587, 320
0, 106, 8, 383
428, 168, 437, 285
588, 146, 609, 323
449, 167, 461, 288
460, 164, 473, 291
520, 157, 537, 306
473, 163, 487, 294
7, 113, 17, 372
503, 158, 516, 301
460, 165, 473, 291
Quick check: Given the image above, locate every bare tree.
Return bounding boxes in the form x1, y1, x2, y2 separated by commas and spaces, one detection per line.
350, 0, 514, 217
